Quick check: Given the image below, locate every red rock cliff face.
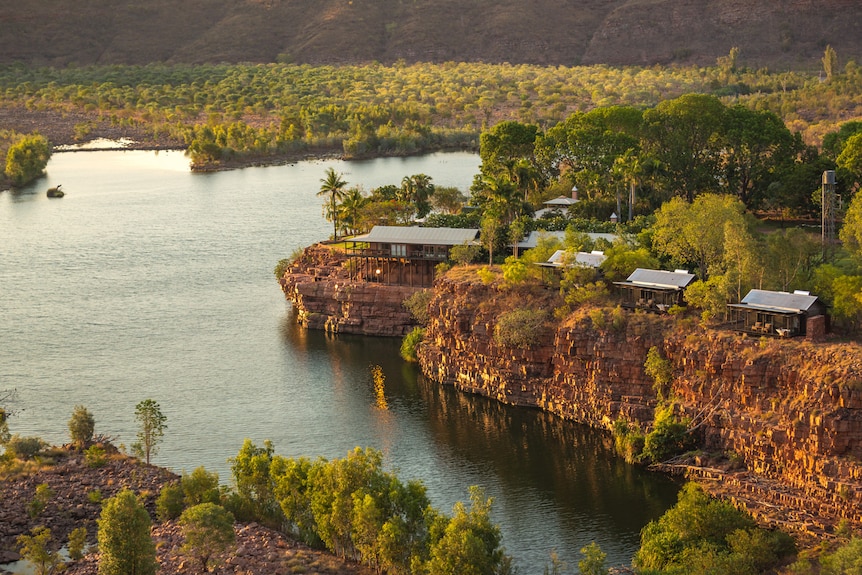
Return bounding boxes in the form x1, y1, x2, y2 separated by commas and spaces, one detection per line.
418, 275, 862, 537
279, 245, 421, 337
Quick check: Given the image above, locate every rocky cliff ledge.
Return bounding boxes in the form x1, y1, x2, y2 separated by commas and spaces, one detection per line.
281, 254, 862, 540
417, 272, 862, 541
279, 245, 420, 337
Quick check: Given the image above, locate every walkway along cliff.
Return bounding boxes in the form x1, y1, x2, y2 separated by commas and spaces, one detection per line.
281, 245, 862, 541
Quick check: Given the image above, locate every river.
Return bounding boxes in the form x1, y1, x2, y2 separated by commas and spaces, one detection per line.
0, 149, 679, 573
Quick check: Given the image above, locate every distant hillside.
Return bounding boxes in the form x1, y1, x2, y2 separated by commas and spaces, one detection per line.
2, 0, 861, 70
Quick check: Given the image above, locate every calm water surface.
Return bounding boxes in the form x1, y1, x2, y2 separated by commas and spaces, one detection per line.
0, 150, 678, 573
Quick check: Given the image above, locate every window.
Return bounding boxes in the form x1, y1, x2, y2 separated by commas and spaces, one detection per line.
391, 244, 406, 257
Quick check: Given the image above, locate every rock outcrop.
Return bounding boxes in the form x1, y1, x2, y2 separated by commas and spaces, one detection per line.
0, 447, 373, 575
416, 273, 862, 540
279, 245, 421, 337
281, 256, 862, 540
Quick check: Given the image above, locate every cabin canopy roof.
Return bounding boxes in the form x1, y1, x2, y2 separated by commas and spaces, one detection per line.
539, 249, 606, 268
516, 230, 617, 250
349, 226, 479, 246
615, 268, 695, 290
727, 289, 824, 314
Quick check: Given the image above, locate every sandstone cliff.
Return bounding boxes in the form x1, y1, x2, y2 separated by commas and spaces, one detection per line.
279, 245, 421, 337
418, 272, 862, 540
281, 253, 862, 539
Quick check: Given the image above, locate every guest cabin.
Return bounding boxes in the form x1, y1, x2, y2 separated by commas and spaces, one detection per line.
727, 289, 828, 338
345, 226, 479, 287
536, 249, 606, 287
614, 268, 696, 313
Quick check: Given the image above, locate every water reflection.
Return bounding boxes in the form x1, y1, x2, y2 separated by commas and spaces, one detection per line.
277, 312, 679, 570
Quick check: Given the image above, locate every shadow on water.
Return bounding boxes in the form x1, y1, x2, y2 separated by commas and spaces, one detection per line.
278, 312, 680, 570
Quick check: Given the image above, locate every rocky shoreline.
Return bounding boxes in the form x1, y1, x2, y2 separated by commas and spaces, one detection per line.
280, 246, 862, 547
0, 447, 372, 575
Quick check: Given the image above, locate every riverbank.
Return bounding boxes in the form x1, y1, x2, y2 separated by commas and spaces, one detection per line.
0, 446, 373, 575
280, 244, 862, 547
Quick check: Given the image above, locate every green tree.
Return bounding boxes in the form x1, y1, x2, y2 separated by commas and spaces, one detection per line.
425, 486, 511, 575
5, 133, 50, 187
17, 526, 64, 575
132, 399, 167, 465
821, 536, 862, 575
318, 167, 348, 240
642, 94, 727, 202
644, 346, 673, 401
840, 190, 862, 260
450, 241, 481, 266
179, 503, 236, 572
338, 187, 368, 236
156, 482, 185, 522
651, 194, 751, 279
97, 489, 157, 575
837, 133, 862, 184
430, 186, 467, 215
182, 466, 221, 507
479, 121, 539, 182
229, 439, 282, 526
68, 404, 95, 449
765, 227, 819, 292
399, 174, 434, 220
481, 211, 505, 265
635, 482, 757, 572
823, 45, 838, 82
578, 542, 608, 575
721, 105, 798, 208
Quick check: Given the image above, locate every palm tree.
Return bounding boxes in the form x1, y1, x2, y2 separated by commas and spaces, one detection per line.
612, 149, 644, 222
338, 187, 368, 236
318, 168, 348, 240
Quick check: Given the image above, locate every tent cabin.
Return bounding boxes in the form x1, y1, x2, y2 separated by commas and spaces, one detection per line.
727, 289, 828, 337
515, 230, 617, 253
344, 225, 479, 287
536, 249, 606, 287
614, 268, 696, 312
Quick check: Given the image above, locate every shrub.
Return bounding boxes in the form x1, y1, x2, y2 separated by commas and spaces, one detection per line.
494, 308, 547, 349
612, 418, 645, 464
644, 346, 673, 401
6, 434, 46, 460
16, 526, 64, 575
182, 466, 221, 507
87, 488, 103, 504
156, 483, 185, 522
589, 308, 606, 330
85, 445, 107, 468
68, 526, 87, 561
501, 256, 530, 286
450, 242, 481, 266
68, 405, 95, 449
402, 289, 432, 325
28, 482, 53, 519
400, 327, 425, 362
274, 258, 292, 279
641, 405, 697, 464
476, 266, 496, 284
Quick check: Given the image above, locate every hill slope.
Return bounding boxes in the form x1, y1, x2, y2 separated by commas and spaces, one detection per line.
1, 0, 860, 69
